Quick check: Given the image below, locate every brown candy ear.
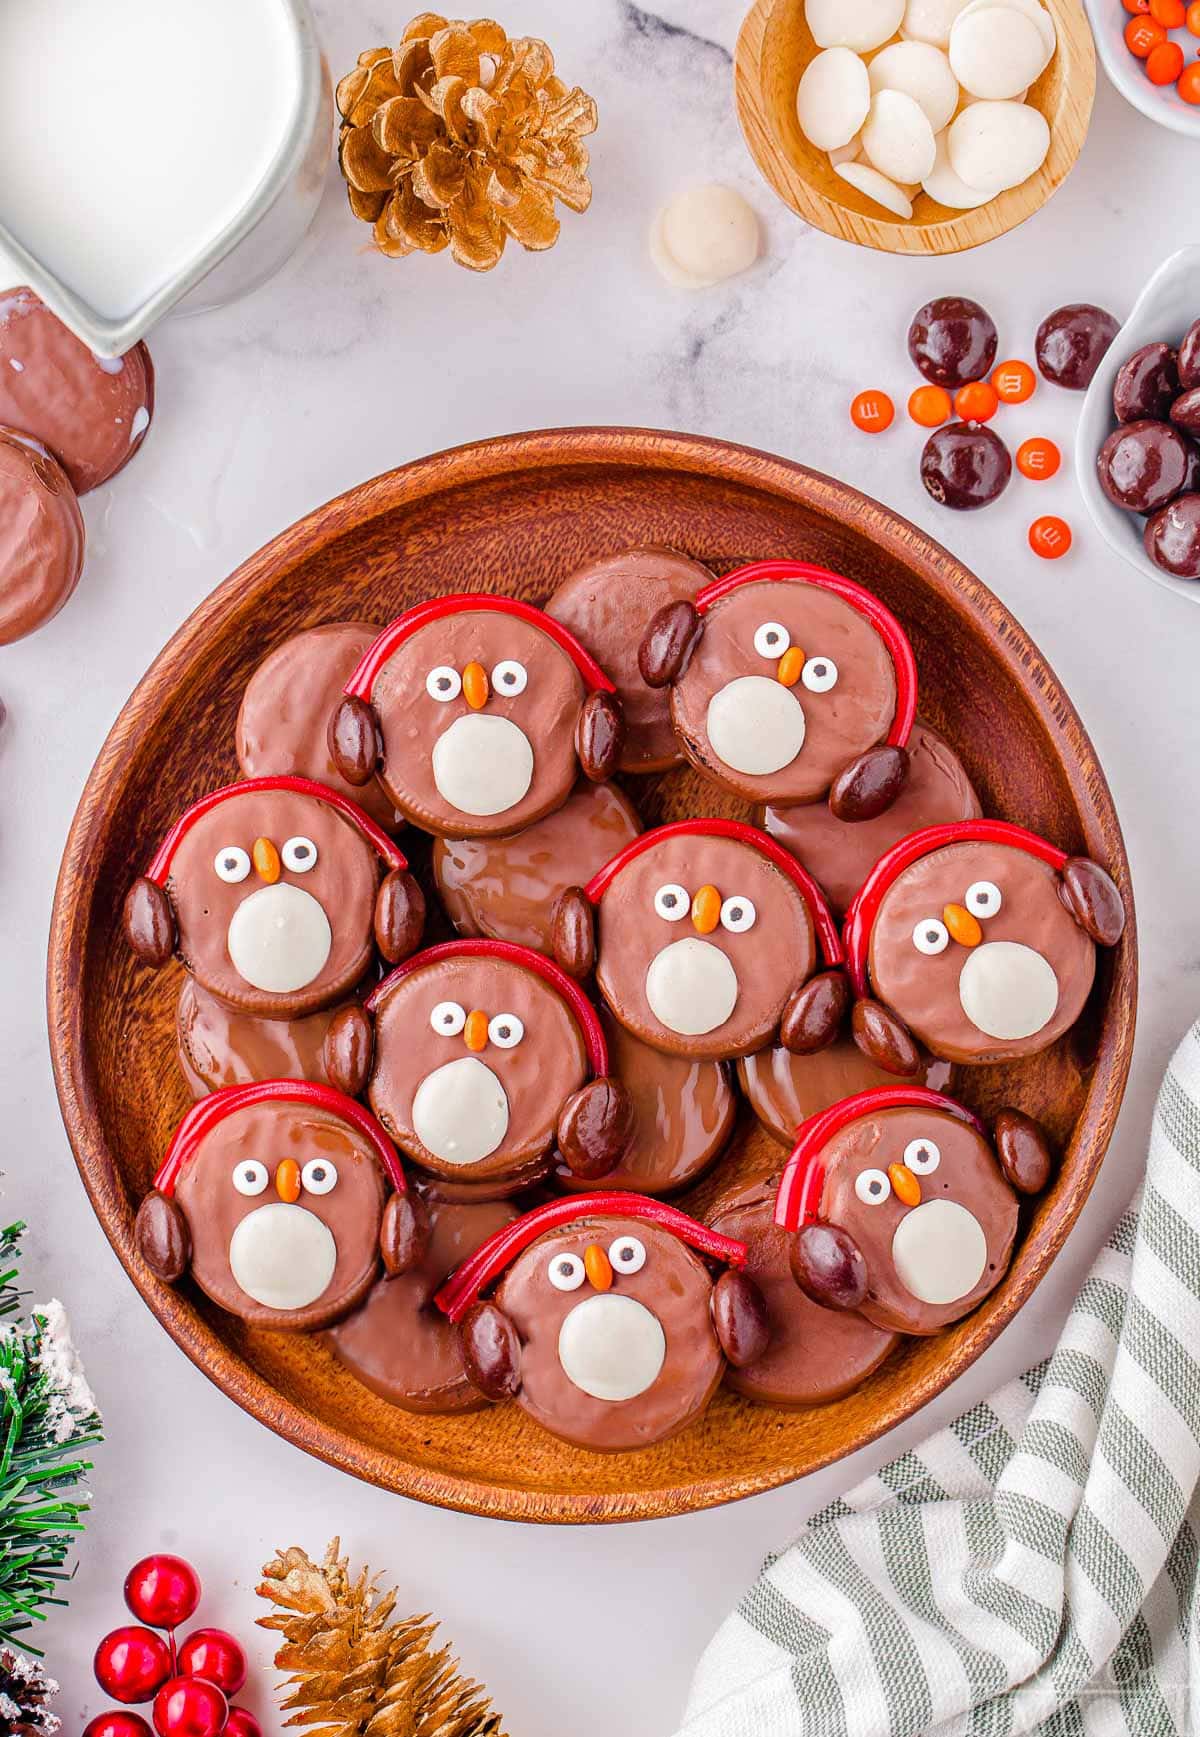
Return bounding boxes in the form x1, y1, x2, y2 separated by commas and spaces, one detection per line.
135, 1190, 190, 1283
329, 695, 380, 787
374, 869, 426, 964
638, 598, 702, 688
324, 1003, 374, 1097
552, 886, 596, 980
711, 1269, 771, 1368
829, 744, 910, 822
460, 1300, 522, 1402
576, 690, 624, 783
851, 997, 922, 1077
789, 1221, 868, 1312
1059, 857, 1126, 947
556, 1077, 634, 1180
124, 877, 175, 967
780, 970, 851, 1055
993, 1108, 1054, 1196
380, 1189, 431, 1277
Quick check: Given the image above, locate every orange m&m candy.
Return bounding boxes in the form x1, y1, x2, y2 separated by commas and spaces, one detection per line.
1029, 516, 1072, 559
1016, 437, 1061, 480
908, 385, 953, 427
1150, 0, 1185, 25
1126, 14, 1166, 52
851, 390, 895, 433
1123, 0, 1151, 10
992, 360, 1036, 404
954, 380, 1000, 423
1146, 38, 1185, 79
1179, 60, 1200, 99
1188, 0, 1200, 32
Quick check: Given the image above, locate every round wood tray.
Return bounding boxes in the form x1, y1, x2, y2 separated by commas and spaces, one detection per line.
49, 428, 1136, 1524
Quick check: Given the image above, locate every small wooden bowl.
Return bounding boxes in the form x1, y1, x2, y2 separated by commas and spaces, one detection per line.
735, 0, 1096, 256
49, 428, 1135, 1524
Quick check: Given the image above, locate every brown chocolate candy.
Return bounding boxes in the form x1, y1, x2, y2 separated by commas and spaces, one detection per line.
374, 869, 426, 964
0, 429, 84, 645
380, 1189, 432, 1276
921, 423, 1011, 511
1170, 389, 1200, 437
124, 877, 175, 967
908, 297, 998, 390
710, 1268, 771, 1368
852, 998, 923, 1076
738, 1035, 952, 1147
576, 689, 624, 782
136, 1190, 191, 1283
1144, 493, 1200, 580
1060, 856, 1125, 947
779, 970, 850, 1055
789, 1222, 868, 1312
1097, 420, 1192, 514
829, 744, 910, 822
552, 885, 597, 981
993, 1108, 1053, 1196
1113, 343, 1179, 425
176, 978, 350, 1097
556, 1077, 635, 1179
639, 597, 703, 689
460, 1301, 523, 1401
1036, 303, 1119, 391
1180, 319, 1200, 391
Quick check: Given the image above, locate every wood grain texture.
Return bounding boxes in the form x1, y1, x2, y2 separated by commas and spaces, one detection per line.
47, 427, 1136, 1524
735, 0, 1096, 257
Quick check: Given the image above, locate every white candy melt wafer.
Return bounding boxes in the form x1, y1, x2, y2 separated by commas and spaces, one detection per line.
960, 0, 1056, 60
922, 131, 995, 206
868, 40, 960, 132
861, 89, 937, 184
835, 160, 915, 217
949, 6, 1049, 99
900, 0, 971, 46
829, 134, 863, 166
806, 0, 906, 52
948, 99, 1049, 191
797, 47, 872, 150
650, 185, 761, 289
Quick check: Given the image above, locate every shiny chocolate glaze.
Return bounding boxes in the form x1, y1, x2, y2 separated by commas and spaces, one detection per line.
176, 977, 351, 1097
738, 1036, 953, 1146
0, 429, 84, 645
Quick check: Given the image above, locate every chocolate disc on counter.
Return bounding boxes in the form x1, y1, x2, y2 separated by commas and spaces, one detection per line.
327, 1193, 518, 1412
0, 289, 154, 493
237, 623, 399, 833
707, 1175, 899, 1405
759, 721, 979, 917
176, 978, 350, 1097
544, 547, 714, 773
434, 779, 640, 955
738, 1035, 952, 1147
0, 428, 84, 645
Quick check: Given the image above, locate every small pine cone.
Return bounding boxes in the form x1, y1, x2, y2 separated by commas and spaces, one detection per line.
0, 1646, 60, 1736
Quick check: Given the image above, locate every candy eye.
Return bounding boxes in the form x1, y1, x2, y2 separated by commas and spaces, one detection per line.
301, 1158, 338, 1195
214, 846, 251, 884
719, 895, 757, 933
488, 1013, 524, 1049
232, 1160, 269, 1196
430, 1001, 467, 1036
753, 621, 788, 658
548, 1253, 586, 1292
654, 883, 689, 921
801, 656, 838, 694
903, 1137, 940, 1176
426, 666, 462, 702
965, 880, 1002, 919
281, 836, 317, 874
492, 659, 528, 696
912, 918, 950, 956
855, 1168, 892, 1206
609, 1235, 646, 1274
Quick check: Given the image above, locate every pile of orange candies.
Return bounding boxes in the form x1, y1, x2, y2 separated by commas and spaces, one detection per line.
1123, 0, 1200, 103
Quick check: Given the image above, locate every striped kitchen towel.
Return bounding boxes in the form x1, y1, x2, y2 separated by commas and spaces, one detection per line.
677, 1022, 1200, 1736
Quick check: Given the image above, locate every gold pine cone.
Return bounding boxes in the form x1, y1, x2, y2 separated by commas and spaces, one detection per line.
336, 14, 598, 272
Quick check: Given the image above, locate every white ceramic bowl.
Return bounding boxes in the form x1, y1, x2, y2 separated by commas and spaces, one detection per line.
1083, 0, 1200, 137
1077, 244, 1200, 604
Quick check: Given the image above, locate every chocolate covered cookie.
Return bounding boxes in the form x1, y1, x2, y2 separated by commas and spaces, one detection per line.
0, 289, 154, 493
738, 1035, 952, 1147
330, 596, 624, 838
0, 428, 84, 645
124, 776, 425, 1019
327, 1191, 518, 1412
438, 1196, 767, 1452
326, 940, 632, 1195
544, 547, 714, 773
134, 1082, 428, 1331
639, 559, 917, 815
844, 821, 1126, 1068
176, 978, 355, 1097
708, 1173, 899, 1405
433, 779, 640, 956
760, 721, 980, 917
237, 622, 399, 833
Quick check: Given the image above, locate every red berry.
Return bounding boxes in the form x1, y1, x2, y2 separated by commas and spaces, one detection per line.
84, 1716, 155, 1737
221, 1712, 263, 1737
152, 1677, 228, 1737
126, 1556, 202, 1630
95, 1627, 173, 1704
179, 1630, 247, 1697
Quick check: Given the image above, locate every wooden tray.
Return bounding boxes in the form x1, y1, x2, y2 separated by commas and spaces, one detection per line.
48, 428, 1136, 1524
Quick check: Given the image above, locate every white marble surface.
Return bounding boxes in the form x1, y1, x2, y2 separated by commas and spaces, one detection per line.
4, 4, 1200, 1733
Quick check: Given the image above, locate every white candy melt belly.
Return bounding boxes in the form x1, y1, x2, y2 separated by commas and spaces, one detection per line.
861, 90, 938, 185
705, 675, 806, 775
949, 6, 1049, 99
960, 0, 1056, 60
947, 101, 1050, 192
796, 48, 872, 151
958, 940, 1059, 1040
431, 714, 534, 816
557, 1294, 667, 1401
892, 1199, 987, 1305
923, 132, 995, 206
901, 0, 970, 46
650, 185, 760, 289
229, 1203, 337, 1310
646, 938, 738, 1036
412, 1056, 509, 1165
807, 0, 906, 52
226, 883, 332, 993
868, 42, 960, 133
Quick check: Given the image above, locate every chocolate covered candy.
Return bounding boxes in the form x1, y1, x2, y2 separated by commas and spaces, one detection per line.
921, 422, 1011, 510
433, 779, 640, 955
0, 289, 153, 492
135, 1082, 427, 1331
908, 297, 998, 390
1036, 303, 1119, 391
1144, 494, 1200, 581
544, 547, 714, 773
708, 1174, 899, 1405
329, 596, 624, 839
1113, 342, 1179, 425
176, 978, 353, 1097
0, 428, 84, 645
759, 720, 979, 917
1097, 419, 1192, 514
738, 1034, 952, 1147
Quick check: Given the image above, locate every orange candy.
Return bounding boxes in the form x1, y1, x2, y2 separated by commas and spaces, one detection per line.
1147, 38, 1186, 78
1151, 0, 1186, 23
1188, 0, 1200, 32
954, 380, 1000, 423
1126, 14, 1166, 52
1029, 516, 1072, 559
1123, 0, 1151, 10
851, 390, 895, 433
908, 384, 953, 427
1016, 437, 1061, 480
992, 359, 1037, 404
1179, 60, 1200, 99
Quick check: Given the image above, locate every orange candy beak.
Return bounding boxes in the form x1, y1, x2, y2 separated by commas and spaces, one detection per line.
252, 837, 282, 884
584, 1243, 613, 1291
888, 1162, 922, 1208
691, 884, 722, 935
462, 661, 489, 711
943, 903, 982, 948
275, 1158, 302, 1203
464, 1009, 489, 1052
776, 645, 805, 687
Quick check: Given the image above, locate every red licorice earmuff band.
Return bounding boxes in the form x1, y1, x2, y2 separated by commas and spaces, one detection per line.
584, 819, 844, 968
365, 939, 610, 1076
841, 819, 1071, 997
774, 1085, 988, 1231
342, 595, 617, 701
694, 560, 917, 750
435, 1193, 748, 1322
153, 1080, 408, 1196
144, 775, 407, 883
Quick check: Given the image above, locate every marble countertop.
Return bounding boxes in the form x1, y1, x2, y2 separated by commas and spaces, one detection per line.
5, 4, 1200, 1732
